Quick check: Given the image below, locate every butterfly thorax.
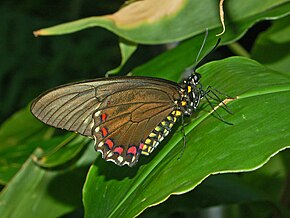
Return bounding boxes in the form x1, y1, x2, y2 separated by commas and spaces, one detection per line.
178, 73, 204, 116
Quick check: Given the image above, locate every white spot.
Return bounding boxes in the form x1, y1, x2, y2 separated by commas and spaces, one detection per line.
124, 161, 130, 166
96, 148, 104, 157
98, 141, 104, 148
83, 116, 91, 124
94, 111, 101, 118
132, 156, 136, 162
90, 118, 95, 129
106, 158, 117, 164
117, 156, 124, 162
155, 142, 159, 148
93, 135, 97, 146
94, 126, 100, 133
107, 152, 113, 158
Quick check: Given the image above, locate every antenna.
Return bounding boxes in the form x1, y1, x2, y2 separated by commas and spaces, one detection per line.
192, 31, 221, 72
194, 28, 209, 70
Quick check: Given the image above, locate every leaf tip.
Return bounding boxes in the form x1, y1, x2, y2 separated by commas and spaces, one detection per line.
33, 29, 47, 37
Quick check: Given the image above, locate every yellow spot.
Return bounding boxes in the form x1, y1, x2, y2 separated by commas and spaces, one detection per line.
164, 129, 168, 134
149, 132, 156, 137
148, 146, 152, 153
171, 111, 176, 115
173, 117, 177, 122
167, 116, 172, 121
187, 86, 192, 93
169, 123, 174, 128
145, 139, 151, 144
161, 121, 167, 126
155, 126, 162, 131
152, 141, 157, 147
141, 151, 149, 155
175, 110, 182, 116
142, 144, 148, 150
181, 101, 186, 106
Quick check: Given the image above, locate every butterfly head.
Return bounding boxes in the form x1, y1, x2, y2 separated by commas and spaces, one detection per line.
180, 73, 204, 116
192, 72, 201, 85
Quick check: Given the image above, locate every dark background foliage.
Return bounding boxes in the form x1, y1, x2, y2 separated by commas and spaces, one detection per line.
0, 0, 267, 123
1, 0, 289, 217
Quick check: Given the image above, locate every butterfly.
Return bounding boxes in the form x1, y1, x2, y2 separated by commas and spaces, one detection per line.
30, 73, 207, 167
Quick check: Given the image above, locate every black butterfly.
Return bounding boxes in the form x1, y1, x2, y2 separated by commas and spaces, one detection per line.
30, 73, 208, 167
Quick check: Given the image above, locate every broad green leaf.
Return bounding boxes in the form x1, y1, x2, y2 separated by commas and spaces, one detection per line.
0, 107, 51, 184
34, 134, 91, 168
0, 146, 96, 218
143, 150, 290, 217
33, 0, 290, 44
83, 57, 290, 217
252, 15, 290, 73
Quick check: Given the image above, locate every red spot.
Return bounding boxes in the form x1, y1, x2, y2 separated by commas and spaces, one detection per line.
101, 113, 107, 122
113, 147, 124, 155
127, 146, 137, 155
139, 143, 144, 150
101, 127, 108, 137
105, 139, 114, 149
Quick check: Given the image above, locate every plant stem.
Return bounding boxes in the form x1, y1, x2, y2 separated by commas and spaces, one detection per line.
228, 42, 250, 58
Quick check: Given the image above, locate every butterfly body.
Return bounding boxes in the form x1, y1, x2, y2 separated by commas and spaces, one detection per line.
31, 75, 203, 166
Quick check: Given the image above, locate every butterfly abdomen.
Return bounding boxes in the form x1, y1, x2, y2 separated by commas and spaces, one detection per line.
140, 109, 181, 155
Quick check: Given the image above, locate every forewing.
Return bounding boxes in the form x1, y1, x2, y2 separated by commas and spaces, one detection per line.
31, 82, 100, 136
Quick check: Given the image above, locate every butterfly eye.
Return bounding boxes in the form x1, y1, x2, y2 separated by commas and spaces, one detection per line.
193, 73, 201, 84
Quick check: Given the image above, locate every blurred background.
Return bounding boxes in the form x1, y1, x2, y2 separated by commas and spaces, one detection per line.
0, 0, 269, 124
0, 0, 122, 123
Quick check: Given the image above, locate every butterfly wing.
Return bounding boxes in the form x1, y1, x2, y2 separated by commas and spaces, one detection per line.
31, 77, 181, 166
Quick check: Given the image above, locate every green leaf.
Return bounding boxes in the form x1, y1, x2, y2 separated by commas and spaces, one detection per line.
34, 134, 92, 169
0, 107, 51, 184
132, 3, 290, 80
33, 0, 290, 44
83, 57, 290, 217
105, 38, 137, 76
143, 150, 290, 217
252, 15, 290, 73
0, 147, 96, 218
